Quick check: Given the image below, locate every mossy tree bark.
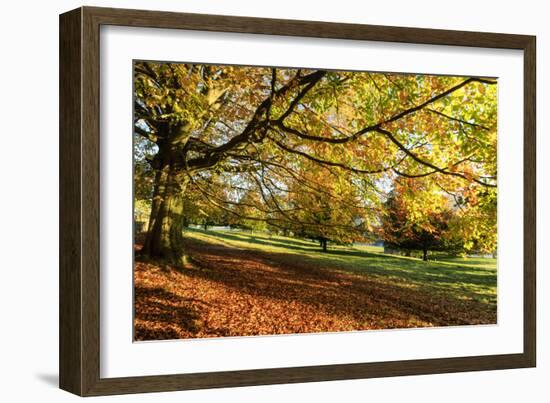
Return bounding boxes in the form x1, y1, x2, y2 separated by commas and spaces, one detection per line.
142, 160, 189, 268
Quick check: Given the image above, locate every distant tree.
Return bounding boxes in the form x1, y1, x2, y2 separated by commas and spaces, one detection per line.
445, 186, 497, 255
228, 190, 268, 232
379, 175, 497, 260
281, 164, 373, 252
379, 181, 456, 261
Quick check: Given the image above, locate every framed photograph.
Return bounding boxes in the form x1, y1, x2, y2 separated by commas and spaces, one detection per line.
59, 6, 536, 396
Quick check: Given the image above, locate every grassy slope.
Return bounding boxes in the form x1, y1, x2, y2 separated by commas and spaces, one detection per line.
184, 228, 497, 306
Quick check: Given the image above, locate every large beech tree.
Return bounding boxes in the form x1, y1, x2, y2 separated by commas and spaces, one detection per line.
134, 61, 497, 266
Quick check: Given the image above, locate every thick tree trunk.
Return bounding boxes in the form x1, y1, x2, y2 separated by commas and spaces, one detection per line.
422, 245, 428, 261
141, 165, 188, 267
320, 238, 328, 252
145, 167, 168, 237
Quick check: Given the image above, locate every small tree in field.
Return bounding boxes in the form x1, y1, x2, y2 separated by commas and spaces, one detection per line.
379, 180, 457, 261
229, 190, 268, 232
279, 163, 372, 252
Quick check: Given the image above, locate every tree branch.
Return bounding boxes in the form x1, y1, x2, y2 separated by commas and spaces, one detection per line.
377, 127, 496, 187
270, 135, 388, 175
185, 70, 327, 171
274, 77, 497, 144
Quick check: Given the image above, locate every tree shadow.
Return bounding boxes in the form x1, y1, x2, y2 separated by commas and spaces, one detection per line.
187, 228, 321, 253
187, 230, 495, 291
324, 248, 497, 290
179, 238, 496, 328
134, 285, 231, 340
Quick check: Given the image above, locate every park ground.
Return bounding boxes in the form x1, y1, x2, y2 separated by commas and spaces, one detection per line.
134, 229, 497, 341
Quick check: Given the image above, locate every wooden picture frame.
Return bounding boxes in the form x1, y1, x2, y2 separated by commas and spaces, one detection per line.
59, 6, 536, 396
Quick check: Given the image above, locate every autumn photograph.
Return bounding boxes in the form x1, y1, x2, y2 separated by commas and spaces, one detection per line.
133, 61, 498, 341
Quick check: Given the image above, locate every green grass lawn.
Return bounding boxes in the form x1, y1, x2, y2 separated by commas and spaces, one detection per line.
184, 228, 497, 306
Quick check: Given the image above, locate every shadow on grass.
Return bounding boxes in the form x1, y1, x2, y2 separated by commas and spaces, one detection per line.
187, 229, 496, 298
323, 248, 497, 290
182, 237, 496, 324
186, 227, 323, 253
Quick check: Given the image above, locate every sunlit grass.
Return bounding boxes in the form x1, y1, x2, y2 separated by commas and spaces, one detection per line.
183, 228, 497, 306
